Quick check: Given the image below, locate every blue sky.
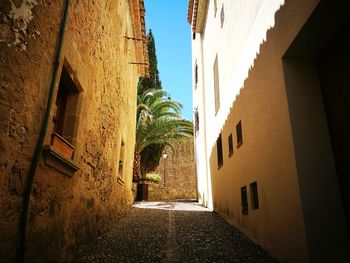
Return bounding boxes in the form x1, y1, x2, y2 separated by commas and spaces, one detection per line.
144, 0, 193, 121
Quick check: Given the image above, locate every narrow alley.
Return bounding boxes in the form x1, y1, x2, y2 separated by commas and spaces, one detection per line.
1, 0, 350, 262
74, 200, 276, 262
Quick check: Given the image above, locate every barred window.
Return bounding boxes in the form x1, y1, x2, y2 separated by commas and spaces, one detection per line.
228, 133, 233, 156
217, 133, 223, 168
194, 108, 199, 135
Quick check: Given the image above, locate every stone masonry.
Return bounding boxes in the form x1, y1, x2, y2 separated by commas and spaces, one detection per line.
148, 138, 197, 201
0, 0, 148, 262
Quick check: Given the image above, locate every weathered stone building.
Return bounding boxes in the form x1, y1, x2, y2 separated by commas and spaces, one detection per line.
148, 138, 197, 201
0, 0, 148, 262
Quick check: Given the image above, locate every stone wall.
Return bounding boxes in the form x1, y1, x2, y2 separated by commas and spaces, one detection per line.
148, 138, 197, 201
0, 0, 147, 262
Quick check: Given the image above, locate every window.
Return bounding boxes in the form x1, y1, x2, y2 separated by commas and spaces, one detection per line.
43, 64, 81, 177
192, 32, 196, 40
241, 186, 248, 215
53, 67, 80, 140
220, 4, 225, 28
236, 120, 243, 147
213, 55, 220, 113
228, 133, 233, 156
217, 133, 223, 168
250, 182, 259, 209
194, 107, 199, 135
214, 0, 217, 16
194, 62, 198, 87
51, 66, 81, 160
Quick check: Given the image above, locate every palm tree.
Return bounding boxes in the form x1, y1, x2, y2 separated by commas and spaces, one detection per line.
133, 89, 193, 181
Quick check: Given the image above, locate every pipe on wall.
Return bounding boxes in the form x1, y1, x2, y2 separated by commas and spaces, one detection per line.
17, 0, 71, 262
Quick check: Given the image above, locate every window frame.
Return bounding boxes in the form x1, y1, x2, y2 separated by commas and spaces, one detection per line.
228, 133, 233, 157
236, 120, 243, 147
42, 62, 82, 177
250, 181, 259, 209
50, 64, 82, 160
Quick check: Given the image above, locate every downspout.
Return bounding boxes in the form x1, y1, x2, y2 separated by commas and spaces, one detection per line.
17, 0, 71, 262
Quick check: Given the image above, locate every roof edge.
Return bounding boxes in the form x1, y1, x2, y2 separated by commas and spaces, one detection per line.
187, 0, 194, 24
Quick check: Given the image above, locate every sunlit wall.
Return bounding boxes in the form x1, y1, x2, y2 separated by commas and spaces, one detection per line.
191, 0, 284, 210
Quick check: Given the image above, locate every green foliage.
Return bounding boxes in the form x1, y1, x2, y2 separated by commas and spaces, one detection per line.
138, 29, 162, 94
136, 89, 193, 153
135, 89, 193, 177
145, 172, 161, 183
147, 30, 161, 89
133, 30, 193, 179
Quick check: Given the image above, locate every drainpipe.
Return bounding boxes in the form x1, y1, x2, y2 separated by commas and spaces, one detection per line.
17, 0, 71, 262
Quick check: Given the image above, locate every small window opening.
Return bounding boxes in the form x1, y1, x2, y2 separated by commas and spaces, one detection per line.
250, 182, 259, 209
236, 120, 243, 147
228, 133, 233, 156
220, 4, 225, 28
194, 108, 199, 135
53, 67, 80, 139
51, 66, 80, 160
241, 186, 248, 215
217, 133, 223, 168
192, 32, 196, 40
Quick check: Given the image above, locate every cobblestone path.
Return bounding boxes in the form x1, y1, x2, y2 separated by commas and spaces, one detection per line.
74, 200, 277, 263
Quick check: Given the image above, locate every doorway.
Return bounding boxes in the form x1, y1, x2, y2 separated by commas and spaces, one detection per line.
317, 25, 350, 232
282, 1, 350, 261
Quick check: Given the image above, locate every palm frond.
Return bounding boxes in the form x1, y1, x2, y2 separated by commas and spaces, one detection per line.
135, 88, 194, 175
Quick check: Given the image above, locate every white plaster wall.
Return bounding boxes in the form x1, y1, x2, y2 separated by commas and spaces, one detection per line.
192, 30, 213, 209
191, 0, 284, 209
201, 0, 284, 151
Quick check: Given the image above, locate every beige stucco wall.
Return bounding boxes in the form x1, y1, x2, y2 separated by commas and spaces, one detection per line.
204, 0, 314, 262
208, 1, 312, 258
0, 0, 143, 261
207, 0, 350, 262
192, 0, 288, 210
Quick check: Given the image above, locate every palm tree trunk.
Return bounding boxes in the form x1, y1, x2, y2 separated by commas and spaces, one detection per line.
133, 151, 141, 182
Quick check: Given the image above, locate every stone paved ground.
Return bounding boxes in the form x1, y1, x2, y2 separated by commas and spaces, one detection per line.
74, 200, 278, 263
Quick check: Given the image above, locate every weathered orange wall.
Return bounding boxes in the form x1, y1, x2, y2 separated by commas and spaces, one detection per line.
0, 0, 144, 261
